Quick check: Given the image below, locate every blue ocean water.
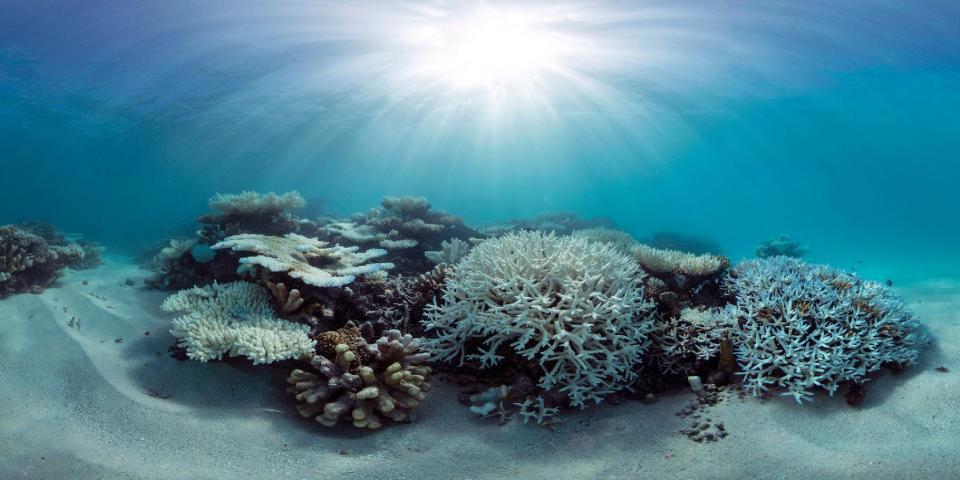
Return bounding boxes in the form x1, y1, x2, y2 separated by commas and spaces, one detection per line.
1, 0, 958, 280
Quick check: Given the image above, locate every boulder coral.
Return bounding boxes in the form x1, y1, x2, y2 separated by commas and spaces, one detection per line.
287, 329, 432, 429
424, 231, 656, 408
720, 256, 928, 403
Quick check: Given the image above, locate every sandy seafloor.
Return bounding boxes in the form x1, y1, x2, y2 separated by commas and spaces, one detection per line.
1, 259, 958, 480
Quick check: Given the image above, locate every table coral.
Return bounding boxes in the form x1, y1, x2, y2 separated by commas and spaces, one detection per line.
755, 235, 809, 258
163, 281, 316, 364
424, 231, 656, 408
212, 233, 394, 288
720, 256, 929, 403
287, 329, 432, 429
572, 227, 640, 255
199, 191, 306, 243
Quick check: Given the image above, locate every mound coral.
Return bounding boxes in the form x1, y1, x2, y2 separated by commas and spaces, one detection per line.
755, 235, 809, 258
287, 329, 432, 429
424, 231, 656, 407
720, 256, 928, 403
162, 281, 316, 364
0, 225, 86, 298
212, 233, 394, 288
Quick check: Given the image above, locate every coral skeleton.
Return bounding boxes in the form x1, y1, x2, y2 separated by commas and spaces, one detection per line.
163, 281, 316, 364
514, 396, 560, 425
212, 233, 394, 288
720, 257, 929, 403
424, 231, 656, 408
424, 238, 471, 265
287, 329, 432, 429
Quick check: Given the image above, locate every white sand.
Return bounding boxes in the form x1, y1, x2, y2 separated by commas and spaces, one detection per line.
1, 260, 958, 480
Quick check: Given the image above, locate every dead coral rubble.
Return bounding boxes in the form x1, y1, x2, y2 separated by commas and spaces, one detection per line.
287, 329, 432, 429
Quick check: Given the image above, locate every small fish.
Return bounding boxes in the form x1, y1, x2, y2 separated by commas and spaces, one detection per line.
935, 366, 949, 373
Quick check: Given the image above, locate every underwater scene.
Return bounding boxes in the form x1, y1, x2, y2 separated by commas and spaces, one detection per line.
1, 1, 959, 479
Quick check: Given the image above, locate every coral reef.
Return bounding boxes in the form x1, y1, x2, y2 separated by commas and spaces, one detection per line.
162, 281, 316, 364
0, 225, 87, 298
287, 329, 432, 429
755, 235, 809, 258
213, 233, 394, 288
572, 227, 640, 255
424, 231, 656, 408
720, 256, 929, 403
424, 238, 471, 265
199, 191, 306, 244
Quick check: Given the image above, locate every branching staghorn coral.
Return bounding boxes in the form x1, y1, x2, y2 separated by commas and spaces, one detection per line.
287, 329, 432, 429
212, 233, 394, 288
424, 231, 656, 408
162, 281, 316, 364
424, 238, 471, 265
720, 256, 929, 403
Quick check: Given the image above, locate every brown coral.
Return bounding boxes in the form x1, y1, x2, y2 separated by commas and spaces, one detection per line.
287, 330, 432, 429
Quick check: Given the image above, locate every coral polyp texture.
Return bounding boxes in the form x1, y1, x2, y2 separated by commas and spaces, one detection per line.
755, 235, 809, 258
212, 233, 394, 288
0, 225, 86, 298
424, 231, 656, 408
287, 329, 432, 429
720, 256, 929, 403
162, 281, 316, 364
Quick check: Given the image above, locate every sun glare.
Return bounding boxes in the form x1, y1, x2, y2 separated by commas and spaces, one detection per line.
409, 9, 574, 90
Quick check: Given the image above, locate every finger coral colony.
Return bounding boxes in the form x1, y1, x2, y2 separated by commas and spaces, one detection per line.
9, 190, 920, 432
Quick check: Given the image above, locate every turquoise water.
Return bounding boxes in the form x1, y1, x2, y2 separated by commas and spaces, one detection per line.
1, 0, 958, 276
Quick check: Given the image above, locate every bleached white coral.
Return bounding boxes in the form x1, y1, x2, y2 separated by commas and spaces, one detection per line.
424, 231, 656, 408
208, 191, 305, 216
634, 244, 729, 278
162, 281, 316, 364
424, 238, 471, 265
721, 257, 929, 403
160, 238, 198, 260
514, 396, 560, 425
212, 233, 394, 288
572, 228, 639, 255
